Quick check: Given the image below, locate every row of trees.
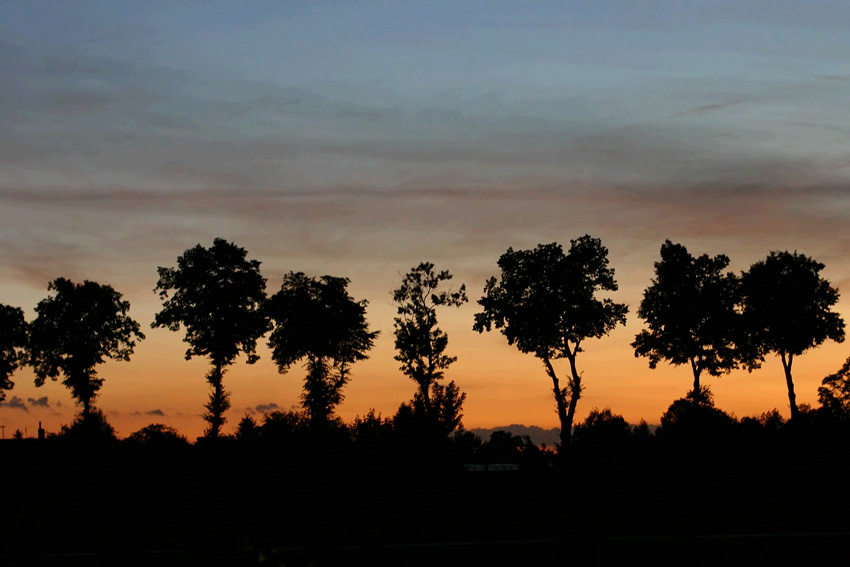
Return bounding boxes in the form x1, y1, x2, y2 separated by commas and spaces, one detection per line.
633, 241, 844, 419
474, 238, 844, 447
0, 236, 846, 448
0, 239, 467, 439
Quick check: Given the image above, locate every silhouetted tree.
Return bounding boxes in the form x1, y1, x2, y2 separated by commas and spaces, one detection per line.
259, 409, 313, 451
351, 409, 395, 456
478, 430, 527, 462
819, 357, 850, 418
740, 251, 845, 419
261, 409, 307, 436
429, 381, 466, 435
450, 429, 484, 462
125, 423, 190, 450
397, 378, 467, 438
28, 278, 144, 415
0, 304, 27, 401
59, 408, 117, 443
657, 387, 735, 441
633, 241, 741, 393
235, 414, 261, 442
739, 409, 786, 442
473, 236, 628, 448
351, 409, 393, 441
632, 420, 653, 440
392, 262, 467, 417
153, 238, 269, 438
266, 272, 378, 428
573, 407, 631, 448
756, 408, 786, 431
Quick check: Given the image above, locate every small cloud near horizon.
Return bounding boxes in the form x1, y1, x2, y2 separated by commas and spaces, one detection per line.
27, 396, 50, 408
255, 402, 280, 413
131, 409, 166, 417
0, 396, 29, 412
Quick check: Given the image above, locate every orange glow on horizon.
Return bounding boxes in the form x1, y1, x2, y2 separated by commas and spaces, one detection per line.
3, 304, 848, 440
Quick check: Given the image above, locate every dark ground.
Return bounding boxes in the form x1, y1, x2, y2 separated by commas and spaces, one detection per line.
2, 434, 849, 566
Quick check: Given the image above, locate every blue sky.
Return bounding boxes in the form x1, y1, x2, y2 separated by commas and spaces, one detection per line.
2, 1, 850, 435
3, 1, 849, 288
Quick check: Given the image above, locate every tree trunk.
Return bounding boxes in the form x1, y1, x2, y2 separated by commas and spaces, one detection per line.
205, 362, 229, 438
690, 358, 701, 393
543, 357, 570, 450
82, 398, 91, 417
565, 353, 582, 445
72, 369, 93, 417
419, 380, 432, 415
781, 352, 798, 420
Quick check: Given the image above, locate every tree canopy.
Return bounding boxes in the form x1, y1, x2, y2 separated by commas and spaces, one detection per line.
28, 278, 144, 414
473, 235, 628, 448
266, 272, 378, 427
818, 357, 850, 418
152, 238, 269, 437
740, 250, 845, 418
126, 423, 190, 450
633, 240, 741, 394
0, 304, 27, 401
393, 261, 467, 423
572, 407, 632, 448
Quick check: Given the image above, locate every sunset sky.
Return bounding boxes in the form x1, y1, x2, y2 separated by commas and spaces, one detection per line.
2, 1, 850, 438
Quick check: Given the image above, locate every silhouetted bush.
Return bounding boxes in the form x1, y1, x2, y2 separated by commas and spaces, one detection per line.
125, 423, 190, 452
631, 420, 654, 439
477, 430, 537, 463
253, 409, 351, 461
739, 408, 785, 438
59, 409, 118, 445
351, 409, 394, 447
819, 356, 850, 419
657, 387, 736, 443
573, 407, 632, 448
260, 409, 308, 444
235, 414, 261, 442
451, 429, 483, 458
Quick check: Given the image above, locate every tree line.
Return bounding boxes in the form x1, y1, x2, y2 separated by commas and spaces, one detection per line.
1, 235, 848, 449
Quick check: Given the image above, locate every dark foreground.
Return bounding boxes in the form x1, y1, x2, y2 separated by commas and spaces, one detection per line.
3, 534, 848, 567
2, 431, 849, 566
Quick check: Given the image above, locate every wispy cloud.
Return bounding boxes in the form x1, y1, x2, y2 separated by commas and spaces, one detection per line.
672, 100, 744, 118
1, 396, 28, 412
130, 409, 166, 417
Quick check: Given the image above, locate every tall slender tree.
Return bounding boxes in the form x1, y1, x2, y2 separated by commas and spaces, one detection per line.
266, 272, 377, 428
740, 250, 845, 419
473, 236, 628, 449
28, 278, 144, 415
392, 262, 467, 421
0, 304, 28, 401
633, 241, 741, 398
153, 238, 269, 437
